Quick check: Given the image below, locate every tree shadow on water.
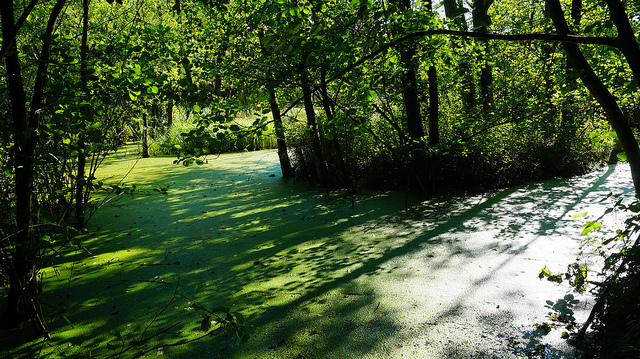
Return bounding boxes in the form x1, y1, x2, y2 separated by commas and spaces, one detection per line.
2, 154, 633, 358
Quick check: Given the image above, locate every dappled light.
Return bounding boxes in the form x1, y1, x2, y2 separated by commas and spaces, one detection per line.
4, 150, 633, 358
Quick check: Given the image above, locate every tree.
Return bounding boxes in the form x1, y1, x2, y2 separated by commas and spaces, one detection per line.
394, 0, 425, 142
546, 0, 640, 195
0, 0, 68, 334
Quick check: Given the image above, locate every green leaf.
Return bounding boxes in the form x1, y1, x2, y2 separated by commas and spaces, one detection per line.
235, 311, 246, 326
210, 305, 228, 314
617, 152, 627, 161
194, 282, 207, 293
229, 124, 240, 132
193, 104, 201, 113
581, 221, 602, 235
474, 14, 492, 28
539, 265, 551, 279
449, 7, 469, 20
201, 315, 212, 331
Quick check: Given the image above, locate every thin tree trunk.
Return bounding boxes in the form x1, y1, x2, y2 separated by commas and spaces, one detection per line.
547, 0, 640, 195
320, 69, 355, 194
426, 0, 439, 146
258, 30, 294, 178
397, 0, 424, 142
142, 112, 150, 158
473, 0, 493, 119
558, 0, 582, 150
0, 0, 66, 336
443, 0, 476, 113
427, 65, 439, 146
167, 103, 173, 127
300, 65, 328, 187
267, 83, 295, 178
75, 0, 90, 229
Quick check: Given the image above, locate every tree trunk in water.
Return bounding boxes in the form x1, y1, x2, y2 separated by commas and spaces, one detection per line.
75, 0, 90, 229
0, 0, 66, 336
547, 0, 640, 195
267, 84, 295, 178
142, 112, 150, 158
300, 65, 328, 187
320, 69, 355, 194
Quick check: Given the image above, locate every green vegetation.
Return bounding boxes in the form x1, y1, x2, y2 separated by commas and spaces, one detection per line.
2, 0, 640, 357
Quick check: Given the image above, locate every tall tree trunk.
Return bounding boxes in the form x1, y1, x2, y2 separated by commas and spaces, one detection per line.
426, 0, 439, 146
320, 69, 355, 194
547, 0, 640, 195
606, 0, 640, 83
300, 65, 328, 187
267, 83, 295, 178
427, 65, 439, 146
473, 0, 493, 119
443, 0, 476, 113
75, 0, 90, 229
258, 30, 294, 178
397, 0, 424, 142
558, 0, 582, 150
0, 0, 66, 336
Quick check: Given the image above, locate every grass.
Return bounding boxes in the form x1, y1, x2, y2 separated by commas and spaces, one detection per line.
1, 147, 630, 358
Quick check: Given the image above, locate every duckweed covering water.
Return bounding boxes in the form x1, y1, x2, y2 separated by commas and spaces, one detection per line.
1, 148, 635, 358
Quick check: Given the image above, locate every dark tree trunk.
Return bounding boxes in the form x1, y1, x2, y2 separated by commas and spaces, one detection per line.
167, 103, 173, 127
547, 0, 640, 195
300, 65, 328, 187
320, 69, 355, 194
142, 112, 150, 158
75, 0, 90, 229
151, 103, 160, 128
473, 0, 493, 119
427, 65, 439, 146
267, 84, 295, 178
426, 0, 439, 146
558, 0, 582, 149
443, 0, 476, 113
397, 0, 424, 142
0, 0, 67, 336
606, 0, 640, 82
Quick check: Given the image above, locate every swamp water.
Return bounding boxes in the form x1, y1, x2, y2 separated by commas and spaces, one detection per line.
1, 149, 635, 358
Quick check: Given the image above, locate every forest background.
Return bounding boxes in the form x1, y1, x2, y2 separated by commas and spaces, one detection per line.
2, 0, 640, 357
